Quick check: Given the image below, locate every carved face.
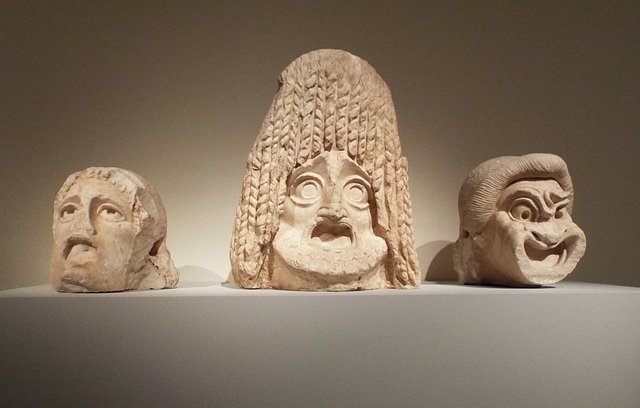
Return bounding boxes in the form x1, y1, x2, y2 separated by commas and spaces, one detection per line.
50, 179, 137, 292
271, 151, 388, 290
478, 179, 586, 286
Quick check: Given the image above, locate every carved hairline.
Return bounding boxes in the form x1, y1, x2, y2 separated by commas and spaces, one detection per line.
54, 167, 168, 237
458, 153, 574, 235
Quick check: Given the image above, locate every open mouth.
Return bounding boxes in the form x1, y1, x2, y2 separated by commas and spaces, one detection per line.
63, 236, 97, 261
524, 240, 568, 268
310, 221, 353, 250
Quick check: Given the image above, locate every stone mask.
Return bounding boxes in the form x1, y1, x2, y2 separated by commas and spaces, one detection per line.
271, 151, 387, 290
51, 167, 179, 292
454, 154, 586, 287
229, 49, 420, 290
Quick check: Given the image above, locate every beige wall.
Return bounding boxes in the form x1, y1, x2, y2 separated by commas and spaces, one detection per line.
2, 1, 638, 290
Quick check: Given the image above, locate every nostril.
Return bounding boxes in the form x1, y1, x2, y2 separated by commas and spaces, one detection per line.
532, 231, 542, 241
318, 205, 346, 220
317, 208, 340, 221
149, 239, 162, 256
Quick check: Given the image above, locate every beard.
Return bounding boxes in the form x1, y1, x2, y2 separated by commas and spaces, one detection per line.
272, 221, 388, 281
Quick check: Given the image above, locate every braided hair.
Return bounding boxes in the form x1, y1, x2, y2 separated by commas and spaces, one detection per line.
230, 49, 420, 288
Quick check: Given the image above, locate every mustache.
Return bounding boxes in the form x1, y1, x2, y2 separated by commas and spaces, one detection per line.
312, 213, 354, 227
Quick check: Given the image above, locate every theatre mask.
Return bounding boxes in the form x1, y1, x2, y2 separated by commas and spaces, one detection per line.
51, 167, 179, 292
271, 151, 387, 290
229, 49, 420, 290
454, 154, 586, 287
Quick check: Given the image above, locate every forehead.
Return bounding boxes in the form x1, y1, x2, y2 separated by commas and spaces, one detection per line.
290, 151, 368, 182
59, 178, 133, 206
501, 179, 565, 197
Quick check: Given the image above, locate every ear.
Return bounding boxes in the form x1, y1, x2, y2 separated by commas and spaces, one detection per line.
473, 231, 487, 249
132, 196, 151, 234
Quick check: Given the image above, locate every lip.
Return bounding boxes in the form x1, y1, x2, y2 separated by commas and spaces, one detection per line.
63, 235, 96, 260
309, 220, 353, 250
524, 238, 570, 268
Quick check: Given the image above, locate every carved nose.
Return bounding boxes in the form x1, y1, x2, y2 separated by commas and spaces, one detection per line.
71, 211, 96, 235
526, 223, 567, 245
316, 187, 347, 220
317, 199, 347, 221
318, 206, 347, 221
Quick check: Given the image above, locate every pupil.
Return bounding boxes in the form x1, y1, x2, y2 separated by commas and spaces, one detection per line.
301, 183, 317, 198
350, 186, 364, 201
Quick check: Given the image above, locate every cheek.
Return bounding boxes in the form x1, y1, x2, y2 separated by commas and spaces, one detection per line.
116, 225, 137, 244
346, 206, 373, 230
51, 222, 74, 260
95, 223, 136, 255
52, 221, 72, 241
282, 200, 319, 228
559, 218, 578, 232
498, 212, 525, 231
488, 214, 527, 248
50, 227, 66, 268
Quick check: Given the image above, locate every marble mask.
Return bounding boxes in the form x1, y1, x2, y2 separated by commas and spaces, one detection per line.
51, 167, 179, 292
230, 49, 420, 290
454, 154, 587, 287
271, 151, 387, 290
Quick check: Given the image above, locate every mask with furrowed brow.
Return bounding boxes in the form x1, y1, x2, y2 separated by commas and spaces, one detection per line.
454, 153, 587, 287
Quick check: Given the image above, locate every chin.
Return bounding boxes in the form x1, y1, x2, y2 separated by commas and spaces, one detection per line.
271, 225, 388, 290
515, 230, 586, 286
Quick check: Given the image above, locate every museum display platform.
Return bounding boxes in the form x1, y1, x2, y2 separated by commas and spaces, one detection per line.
2, 279, 639, 407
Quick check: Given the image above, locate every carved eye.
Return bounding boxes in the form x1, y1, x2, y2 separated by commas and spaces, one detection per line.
299, 181, 319, 199
97, 203, 125, 222
291, 176, 322, 205
59, 204, 78, 221
344, 181, 369, 208
554, 206, 568, 220
509, 198, 539, 222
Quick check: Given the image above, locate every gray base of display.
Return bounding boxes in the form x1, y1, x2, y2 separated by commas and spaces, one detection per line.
2, 281, 639, 407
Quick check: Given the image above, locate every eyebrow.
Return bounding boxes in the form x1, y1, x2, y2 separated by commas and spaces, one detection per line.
546, 190, 571, 207
59, 195, 81, 207
288, 160, 325, 181
503, 188, 555, 217
289, 171, 325, 184
90, 195, 131, 212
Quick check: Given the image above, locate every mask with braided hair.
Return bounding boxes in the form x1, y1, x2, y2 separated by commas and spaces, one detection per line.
230, 49, 420, 290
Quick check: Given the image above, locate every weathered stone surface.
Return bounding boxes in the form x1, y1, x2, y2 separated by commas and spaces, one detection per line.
51, 167, 179, 292
230, 49, 420, 290
454, 153, 587, 287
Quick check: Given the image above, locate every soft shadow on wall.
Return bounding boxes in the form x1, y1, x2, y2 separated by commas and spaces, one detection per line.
418, 241, 457, 282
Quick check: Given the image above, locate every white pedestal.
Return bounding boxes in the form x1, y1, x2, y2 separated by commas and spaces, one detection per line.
1, 281, 639, 407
